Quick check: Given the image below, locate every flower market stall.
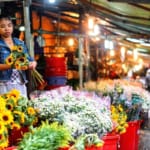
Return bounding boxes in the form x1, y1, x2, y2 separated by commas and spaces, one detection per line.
2, 79, 150, 150
2, 86, 117, 150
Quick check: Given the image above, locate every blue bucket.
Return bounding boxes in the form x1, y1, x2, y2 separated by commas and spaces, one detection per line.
46, 76, 67, 85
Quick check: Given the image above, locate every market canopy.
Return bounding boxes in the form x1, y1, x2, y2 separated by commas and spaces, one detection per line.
1, 0, 150, 55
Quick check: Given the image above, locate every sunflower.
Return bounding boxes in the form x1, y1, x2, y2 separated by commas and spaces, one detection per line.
0, 111, 14, 126
11, 122, 21, 130
19, 65, 28, 70
0, 123, 6, 134
17, 46, 23, 52
17, 56, 26, 63
5, 54, 14, 66
6, 103, 14, 111
15, 60, 28, 70
8, 89, 20, 101
27, 107, 36, 115
118, 104, 123, 112
96, 140, 104, 147
14, 61, 21, 70
13, 111, 25, 124
11, 45, 18, 51
0, 97, 6, 112
0, 137, 9, 149
33, 117, 38, 126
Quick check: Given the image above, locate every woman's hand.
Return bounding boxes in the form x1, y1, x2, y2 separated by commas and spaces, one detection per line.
28, 61, 37, 70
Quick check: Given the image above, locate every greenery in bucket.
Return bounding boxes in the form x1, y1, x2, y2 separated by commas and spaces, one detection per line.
17, 122, 74, 150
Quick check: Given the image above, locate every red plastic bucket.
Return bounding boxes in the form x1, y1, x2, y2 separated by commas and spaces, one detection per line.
45, 67, 67, 77
102, 133, 120, 150
118, 120, 142, 150
45, 85, 65, 90
9, 127, 29, 146
44, 57, 67, 81
45, 57, 66, 67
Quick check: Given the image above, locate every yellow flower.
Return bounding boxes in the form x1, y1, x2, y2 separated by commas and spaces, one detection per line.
27, 107, 36, 115
14, 61, 21, 70
20, 113, 25, 124
111, 105, 115, 112
11, 45, 18, 51
0, 89, 38, 149
0, 97, 6, 112
112, 113, 119, 120
11, 122, 21, 130
13, 111, 25, 124
19, 65, 28, 70
0, 123, 6, 134
6, 103, 14, 111
0, 110, 14, 125
8, 89, 20, 101
124, 123, 129, 128
17, 56, 26, 63
17, 46, 23, 52
15, 60, 28, 70
5, 54, 14, 66
96, 141, 104, 147
0, 137, 9, 149
118, 104, 123, 112
33, 117, 38, 126
119, 128, 126, 134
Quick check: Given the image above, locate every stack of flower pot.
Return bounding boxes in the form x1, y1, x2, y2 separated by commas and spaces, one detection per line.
44, 56, 67, 90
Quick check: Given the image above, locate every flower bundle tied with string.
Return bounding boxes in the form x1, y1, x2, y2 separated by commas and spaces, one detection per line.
5, 45, 46, 90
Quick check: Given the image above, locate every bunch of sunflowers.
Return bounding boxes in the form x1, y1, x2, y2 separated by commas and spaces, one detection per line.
5, 45, 29, 70
111, 104, 128, 134
5, 45, 46, 90
0, 89, 38, 149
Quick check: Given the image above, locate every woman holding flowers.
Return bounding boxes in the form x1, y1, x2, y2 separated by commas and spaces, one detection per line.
0, 14, 37, 97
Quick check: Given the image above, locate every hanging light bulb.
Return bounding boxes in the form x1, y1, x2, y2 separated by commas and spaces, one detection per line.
93, 24, 100, 35
104, 39, 110, 49
104, 39, 114, 50
120, 47, 126, 62
88, 17, 94, 30
109, 41, 114, 50
68, 38, 74, 46
110, 50, 115, 56
49, 0, 55, 3
133, 49, 138, 61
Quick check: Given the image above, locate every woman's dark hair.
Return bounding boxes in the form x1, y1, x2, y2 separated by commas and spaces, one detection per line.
0, 14, 12, 21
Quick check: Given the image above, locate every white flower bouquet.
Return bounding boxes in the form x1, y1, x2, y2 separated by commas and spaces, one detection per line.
84, 79, 150, 110
30, 86, 113, 140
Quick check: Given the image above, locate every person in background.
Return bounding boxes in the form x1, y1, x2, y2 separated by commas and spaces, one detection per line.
0, 14, 37, 97
145, 69, 150, 92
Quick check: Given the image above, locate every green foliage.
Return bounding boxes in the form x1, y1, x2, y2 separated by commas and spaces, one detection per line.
18, 122, 73, 150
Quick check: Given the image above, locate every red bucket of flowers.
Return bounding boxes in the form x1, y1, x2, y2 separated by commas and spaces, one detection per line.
118, 120, 142, 150
9, 127, 29, 146
102, 133, 120, 150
